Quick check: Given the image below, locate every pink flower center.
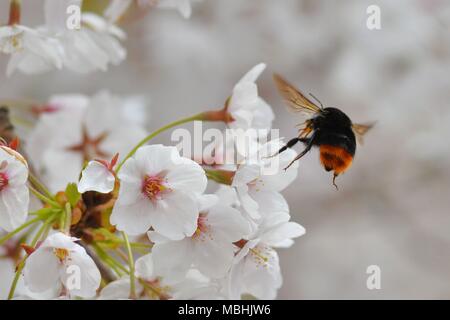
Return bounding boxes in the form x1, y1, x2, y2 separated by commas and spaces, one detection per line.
0, 172, 8, 192
192, 214, 212, 241
67, 127, 109, 162
142, 175, 167, 201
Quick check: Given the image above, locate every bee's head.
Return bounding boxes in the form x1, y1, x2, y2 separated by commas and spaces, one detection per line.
321, 107, 353, 128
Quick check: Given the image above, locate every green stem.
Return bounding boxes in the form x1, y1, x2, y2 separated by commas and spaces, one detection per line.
92, 243, 126, 277
7, 214, 56, 300
115, 113, 204, 173
122, 232, 136, 299
64, 202, 72, 235
29, 186, 60, 208
0, 216, 42, 246
28, 173, 54, 200
94, 243, 128, 273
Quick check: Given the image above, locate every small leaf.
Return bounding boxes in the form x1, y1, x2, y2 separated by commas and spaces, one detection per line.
30, 207, 60, 219
65, 183, 81, 207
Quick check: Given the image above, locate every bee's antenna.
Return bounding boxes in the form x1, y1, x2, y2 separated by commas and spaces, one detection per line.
309, 93, 324, 110
332, 174, 339, 190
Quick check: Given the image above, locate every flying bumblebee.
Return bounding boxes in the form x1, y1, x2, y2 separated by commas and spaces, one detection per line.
272, 74, 374, 189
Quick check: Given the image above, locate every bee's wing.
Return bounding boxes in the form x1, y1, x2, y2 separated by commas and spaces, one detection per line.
352, 122, 374, 145
273, 73, 322, 115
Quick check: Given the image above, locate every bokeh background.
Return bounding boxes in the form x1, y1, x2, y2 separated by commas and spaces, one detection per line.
1, 0, 450, 299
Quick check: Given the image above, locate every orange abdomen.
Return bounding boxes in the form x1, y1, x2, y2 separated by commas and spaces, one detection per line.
319, 145, 353, 175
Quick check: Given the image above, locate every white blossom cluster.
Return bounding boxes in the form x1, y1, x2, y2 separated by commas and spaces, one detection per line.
0, 0, 199, 76
0, 0, 305, 299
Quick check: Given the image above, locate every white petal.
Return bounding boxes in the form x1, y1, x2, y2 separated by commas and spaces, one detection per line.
165, 158, 207, 194
232, 164, 260, 186
110, 198, 153, 236
192, 239, 235, 278
214, 185, 239, 207
78, 161, 115, 194
0, 186, 29, 230
237, 63, 266, 85
151, 191, 199, 240
39, 232, 79, 251
196, 194, 218, 212
151, 238, 192, 281
135, 253, 154, 280
250, 98, 275, 131
261, 221, 305, 248
230, 245, 282, 300
235, 185, 260, 220
134, 145, 179, 176
207, 204, 251, 241
24, 248, 61, 293
61, 245, 101, 298
249, 190, 289, 217
98, 277, 134, 300
116, 157, 144, 206
230, 82, 258, 111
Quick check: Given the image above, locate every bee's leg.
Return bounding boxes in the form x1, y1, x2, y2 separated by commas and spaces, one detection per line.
284, 137, 314, 170
266, 137, 300, 158
332, 173, 339, 190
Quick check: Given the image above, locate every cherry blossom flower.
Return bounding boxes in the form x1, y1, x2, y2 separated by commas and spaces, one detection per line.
77, 154, 118, 194
5, 0, 126, 75
23, 232, 101, 298
232, 139, 298, 220
57, 12, 126, 74
227, 240, 282, 300
44, 0, 126, 74
0, 146, 29, 232
148, 193, 251, 279
227, 63, 274, 132
254, 195, 305, 249
1, 25, 63, 76
111, 144, 207, 238
226, 199, 304, 299
25, 91, 147, 192
99, 254, 223, 300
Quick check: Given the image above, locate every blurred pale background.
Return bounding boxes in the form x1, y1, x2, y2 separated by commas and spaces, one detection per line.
1, 0, 450, 299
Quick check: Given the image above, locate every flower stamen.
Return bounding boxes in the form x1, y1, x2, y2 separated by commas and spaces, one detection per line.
250, 247, 268, 264
192, 214, 212, 241
142, 175, 167, 201
53, 248, 69, 263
